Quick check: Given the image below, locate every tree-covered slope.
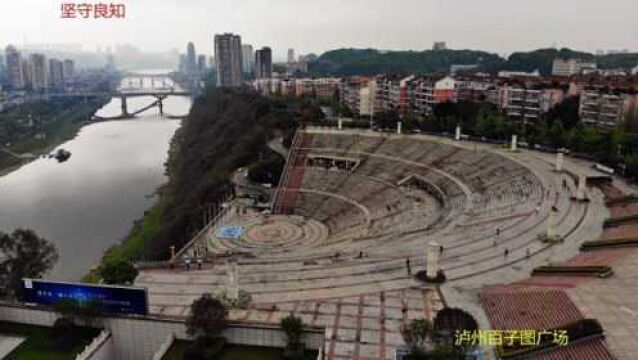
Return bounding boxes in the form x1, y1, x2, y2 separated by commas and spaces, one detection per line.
308, 47, 638, 76
309, 48, 504, 75
141, 89, 306, 260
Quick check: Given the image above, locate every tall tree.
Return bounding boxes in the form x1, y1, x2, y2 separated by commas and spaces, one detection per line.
98, 258, 138, 285
281, 313, 306, 359
184, 293, 229, 360
186, 293, 228, 339
401, 318, 432, 354
0, 228, 58, 299
548, 121, 567, 148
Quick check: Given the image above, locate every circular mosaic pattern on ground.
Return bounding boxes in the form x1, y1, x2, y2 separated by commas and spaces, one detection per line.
216, 215, 330, 252
244, 220, 305, 245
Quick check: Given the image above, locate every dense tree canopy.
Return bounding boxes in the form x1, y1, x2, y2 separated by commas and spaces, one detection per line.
309, 48, 504, 76
308, 47, 638, 76
98, 258, 138, 285
0, 228, 58, 299
142, 88, 311, 260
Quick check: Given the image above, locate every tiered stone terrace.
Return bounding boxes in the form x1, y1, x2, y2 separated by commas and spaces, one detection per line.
137, 128, 609, 359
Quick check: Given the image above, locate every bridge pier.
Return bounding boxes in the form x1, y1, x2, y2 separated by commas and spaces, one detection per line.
120, 95, 129, 117
154, 94, 168, 116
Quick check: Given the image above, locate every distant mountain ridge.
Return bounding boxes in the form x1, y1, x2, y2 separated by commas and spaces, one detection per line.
308, 47, 638, 76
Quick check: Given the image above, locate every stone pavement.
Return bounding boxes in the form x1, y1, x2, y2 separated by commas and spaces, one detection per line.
568, 241, 638, 360
233, 288, 444, 360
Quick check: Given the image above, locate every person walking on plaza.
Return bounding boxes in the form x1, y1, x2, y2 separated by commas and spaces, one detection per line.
197, 258, 203, 270
406, 257, 411, 276
504, 248, 509, 257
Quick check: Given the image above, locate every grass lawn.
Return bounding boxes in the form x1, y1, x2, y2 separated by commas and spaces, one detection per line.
163, 340, 317, 360
0, 321, 100, 360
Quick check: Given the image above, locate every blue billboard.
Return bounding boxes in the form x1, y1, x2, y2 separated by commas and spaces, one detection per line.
21, 279, 148, 316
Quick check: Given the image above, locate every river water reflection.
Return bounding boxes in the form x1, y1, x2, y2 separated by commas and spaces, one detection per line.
0, 77, 189, 280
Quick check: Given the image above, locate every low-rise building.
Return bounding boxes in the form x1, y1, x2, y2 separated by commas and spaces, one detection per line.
579, 88, 638, 128
387, 75, 415, 115
412, 76, 456, 116
498, 70, 540, 78
252, 77, 339, 100
498, 84, 543, 123
339, 76, 376, 116
450, 64, 479, 75
552, 58, 597, 76
454, 77, 495, 103
541, 88, 567, 112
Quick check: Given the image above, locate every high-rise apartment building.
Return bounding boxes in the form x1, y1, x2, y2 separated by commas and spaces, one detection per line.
241, 44, 254, 74
48, 59, 64, 87
287, 48, 295, 63
254, 47, 272, 79
214, 33, 243, 87
197, 55, 207, 74
63, 59, 75, 80
4, 45, 24, 89
186, 42, 197, 75
21, 59, 30, 88
28, 53, 48, 91
178, 54, 187, 74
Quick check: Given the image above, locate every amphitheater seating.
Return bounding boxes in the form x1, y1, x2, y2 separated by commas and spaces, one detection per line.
274, 133, 545, 243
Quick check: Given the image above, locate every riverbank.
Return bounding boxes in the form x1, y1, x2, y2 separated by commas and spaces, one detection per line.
85, 88, 309, 283
82, 203, 164, 283
0, 96, 111, 177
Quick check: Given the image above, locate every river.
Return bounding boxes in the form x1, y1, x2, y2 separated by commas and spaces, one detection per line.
0, 74, 190, 280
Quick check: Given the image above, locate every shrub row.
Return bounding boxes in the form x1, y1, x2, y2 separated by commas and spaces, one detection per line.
580, 237, 638, 250
532, 265, 613, 278
603, 213, 638, 227
605, 194, 638, 206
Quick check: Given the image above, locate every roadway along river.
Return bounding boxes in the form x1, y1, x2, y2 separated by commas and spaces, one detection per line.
0, 75, 190, 280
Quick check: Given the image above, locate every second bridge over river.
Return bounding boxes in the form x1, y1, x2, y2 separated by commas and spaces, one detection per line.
53, 73, 194, 120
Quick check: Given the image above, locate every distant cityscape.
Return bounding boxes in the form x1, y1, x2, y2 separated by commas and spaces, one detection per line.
0, 45, 119, 112
167, 33, 636, 130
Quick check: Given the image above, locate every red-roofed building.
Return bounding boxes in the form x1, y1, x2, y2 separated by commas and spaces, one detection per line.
481, 287, 584, 330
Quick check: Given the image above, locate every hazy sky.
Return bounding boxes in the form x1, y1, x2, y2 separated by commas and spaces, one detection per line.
1, 0, 637, 59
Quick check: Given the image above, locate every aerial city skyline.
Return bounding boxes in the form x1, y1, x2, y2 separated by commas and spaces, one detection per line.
1, 0, 637, 58
1, 2, 638, 360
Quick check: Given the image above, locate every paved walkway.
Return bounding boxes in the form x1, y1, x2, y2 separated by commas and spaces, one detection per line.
568, 249, 638, 360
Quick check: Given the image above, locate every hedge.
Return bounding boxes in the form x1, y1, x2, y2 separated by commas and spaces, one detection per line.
531, 265, 613, 278
580, 237, 638, 250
